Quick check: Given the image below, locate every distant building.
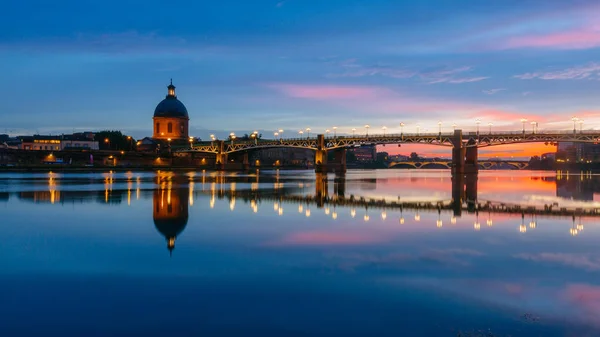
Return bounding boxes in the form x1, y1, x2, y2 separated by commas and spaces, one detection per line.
348, 145, 376, 162
557, 142, 600, 163
153, 80, 189, 141
19, 133, 99, 151
250, 147, 313, 166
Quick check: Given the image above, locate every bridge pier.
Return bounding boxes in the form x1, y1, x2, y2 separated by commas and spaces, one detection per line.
451, 129, 478, 175
315, 134, 346, 173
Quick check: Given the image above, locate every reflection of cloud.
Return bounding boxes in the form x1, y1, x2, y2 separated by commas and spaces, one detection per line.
325, 248, 485, 271
514, 253, 600, 271
564, 284, 600, 325
266, 230, 388, 246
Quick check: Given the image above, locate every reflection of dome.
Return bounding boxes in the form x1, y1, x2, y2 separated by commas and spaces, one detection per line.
153, 188, 189, 255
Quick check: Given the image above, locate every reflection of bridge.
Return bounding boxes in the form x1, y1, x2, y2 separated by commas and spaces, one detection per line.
202, 173, 600, 219
184, 130, 600, 173
388, 161, 529, 170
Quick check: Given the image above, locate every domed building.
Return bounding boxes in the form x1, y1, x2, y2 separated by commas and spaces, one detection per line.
153, 80, 189, 140
153, 187, 189, 255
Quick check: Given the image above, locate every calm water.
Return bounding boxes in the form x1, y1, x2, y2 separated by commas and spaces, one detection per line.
1, 169, 600, 337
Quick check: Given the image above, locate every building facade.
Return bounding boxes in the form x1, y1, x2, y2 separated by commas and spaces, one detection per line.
153, 80, 190, 141
19, 133, 99, 151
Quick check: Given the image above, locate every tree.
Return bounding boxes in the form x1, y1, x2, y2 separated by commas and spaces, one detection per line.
410, 152, 420, 161
94, 130, 135, 151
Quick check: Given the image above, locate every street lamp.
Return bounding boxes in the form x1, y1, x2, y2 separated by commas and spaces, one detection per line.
579, 119, 584, 133
530, 121, 536, 134
104, 138, 110, 150
488, 122, 493, 134
382, 126, 387, 136
332, 126, 337, 138
229, 132, 236, 144
306, 127, 311, 138
416, 124, 420, 135
299, 130, 304, 138
364, 124, 370, 137
521, 118, 528, 134
475, 119, 481, 135
438, 121, 442, 134
572, 116, 579, 133
189, 136, 194, 149
351, 128, 356, 137
452, 123, 457, 131
274, 132, 279, 139
278, 129, 283, 139
400, 122, 405, 136
325, 129, 330, 137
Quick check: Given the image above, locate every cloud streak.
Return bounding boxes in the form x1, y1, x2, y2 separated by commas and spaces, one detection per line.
328, 60, 488, 84
514, 63, 600, 80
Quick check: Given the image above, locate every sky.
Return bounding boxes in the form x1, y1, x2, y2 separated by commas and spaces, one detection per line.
1, 0, 600, 158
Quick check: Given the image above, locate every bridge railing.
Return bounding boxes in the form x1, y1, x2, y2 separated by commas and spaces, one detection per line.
191, 130, 600, 146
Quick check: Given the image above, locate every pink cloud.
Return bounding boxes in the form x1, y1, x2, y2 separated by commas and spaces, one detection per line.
506, 29, 600, 50
266, 230, 387, 246
269, 84, 385, 100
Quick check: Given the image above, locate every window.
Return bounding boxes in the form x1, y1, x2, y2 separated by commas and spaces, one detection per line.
156, 123, 160, 134
168, 123, 173, 133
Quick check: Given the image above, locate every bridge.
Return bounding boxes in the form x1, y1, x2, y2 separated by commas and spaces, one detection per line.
387, 160, 529, 170
183, 130, 600, 173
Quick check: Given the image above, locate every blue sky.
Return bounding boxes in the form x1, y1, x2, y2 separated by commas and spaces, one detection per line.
1, 0, 600, 148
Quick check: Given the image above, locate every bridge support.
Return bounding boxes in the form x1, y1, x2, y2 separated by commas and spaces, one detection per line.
314, 134, 328, 173
451, 129, 478, 175
314, 134, 346, 173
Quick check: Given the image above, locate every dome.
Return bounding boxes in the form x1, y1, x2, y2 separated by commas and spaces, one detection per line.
153, 81, 189, 118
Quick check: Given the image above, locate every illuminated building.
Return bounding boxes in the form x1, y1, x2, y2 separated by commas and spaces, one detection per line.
347, 145, 377, 162
153, 80, 189, 141
19, 133, 99, 151
153, 187, 189, 255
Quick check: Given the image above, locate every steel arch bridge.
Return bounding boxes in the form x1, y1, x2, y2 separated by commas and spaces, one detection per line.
387, 161, 529, 170
184, 130, 600, 155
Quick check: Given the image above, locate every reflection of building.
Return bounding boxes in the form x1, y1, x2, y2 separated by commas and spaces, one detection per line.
348, 145, 376, 162
556, 175, 598, 201
153, 187, 189, 255
153, 80, 189, 141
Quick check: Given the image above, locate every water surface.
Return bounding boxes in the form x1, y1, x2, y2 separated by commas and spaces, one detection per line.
1, 170, 599, 336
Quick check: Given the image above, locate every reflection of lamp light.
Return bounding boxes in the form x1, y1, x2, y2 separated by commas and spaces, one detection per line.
436, 209, 442, 228
305, 209, 311, 217
451, 216, 457, 225
325, 207, 330, 215
229, 197, 235, 211
414, 212, 420, 222
278, 207, 283, 216
351, 208, 356, 218
332, 211, 338, 220
274, 202, 279, 211
381, 211, 387, 221
298, 204, 303, 213
364, 214, 369, 222
474, 211, 480, 231
519, 213, 526, 233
